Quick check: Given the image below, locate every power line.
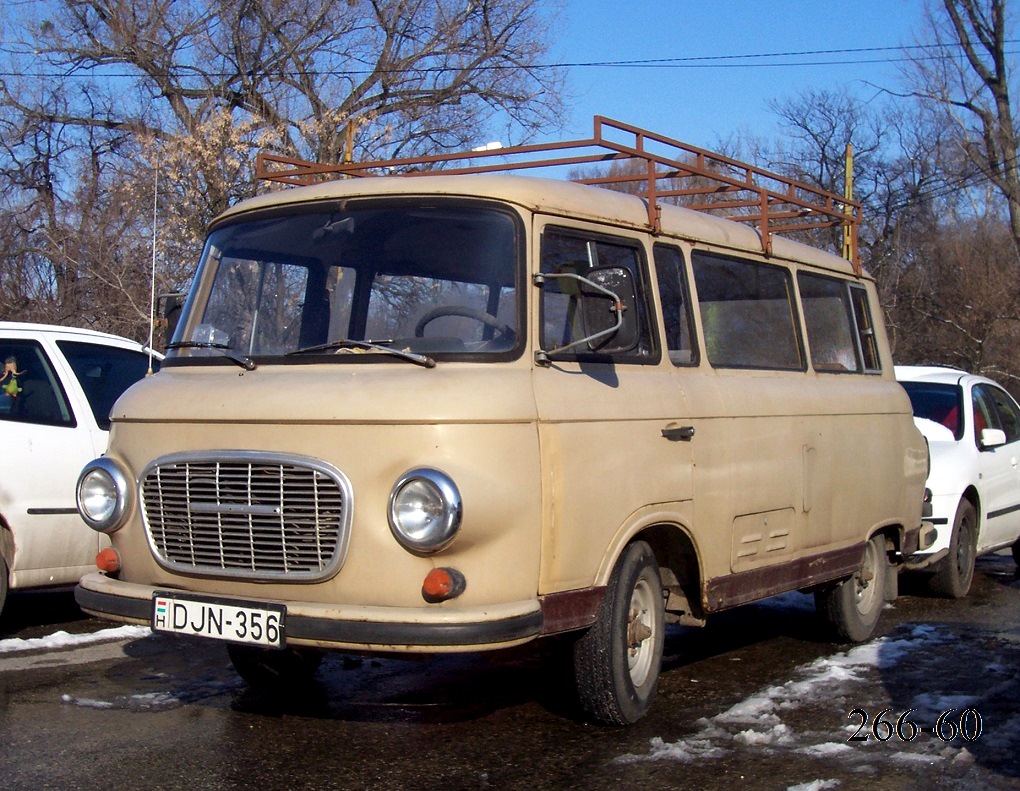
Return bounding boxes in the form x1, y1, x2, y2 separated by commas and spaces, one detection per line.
1, 40, 1016, 79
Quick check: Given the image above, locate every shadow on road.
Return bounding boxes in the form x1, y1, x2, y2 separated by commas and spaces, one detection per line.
0, 587, 87, 638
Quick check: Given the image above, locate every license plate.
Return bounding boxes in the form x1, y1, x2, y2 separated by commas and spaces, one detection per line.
152, 592, 286, 648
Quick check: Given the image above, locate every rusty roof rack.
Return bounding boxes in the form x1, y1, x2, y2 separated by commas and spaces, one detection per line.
256, 115, 861, 274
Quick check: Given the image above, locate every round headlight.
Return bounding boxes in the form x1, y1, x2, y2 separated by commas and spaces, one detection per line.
77, 457, 132, 533
388, 468, 462, 554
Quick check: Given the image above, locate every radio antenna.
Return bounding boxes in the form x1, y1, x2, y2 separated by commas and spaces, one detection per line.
147, 160, 158, 375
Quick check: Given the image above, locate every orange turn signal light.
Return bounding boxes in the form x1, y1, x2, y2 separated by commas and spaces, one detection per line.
96, 547, 121, 574
422, 567, 466, 603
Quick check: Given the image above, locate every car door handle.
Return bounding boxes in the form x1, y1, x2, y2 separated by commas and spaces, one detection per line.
662, 424, 695, 441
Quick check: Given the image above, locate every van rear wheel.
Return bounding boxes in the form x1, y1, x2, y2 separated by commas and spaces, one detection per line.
572, 540, 665, 725
227, 643, 323, 689
816, 535, 887, 643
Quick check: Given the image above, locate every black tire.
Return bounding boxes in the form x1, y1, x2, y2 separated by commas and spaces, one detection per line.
816, 534, 888, 643
0, 554, 8, 619
929, 500, 977, 599
227, 643, 323, 689
1012, 538, 1020, 568
572, 541, 665, 725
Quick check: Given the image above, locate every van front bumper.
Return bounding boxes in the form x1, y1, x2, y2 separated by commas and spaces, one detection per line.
75, 572, 544, 653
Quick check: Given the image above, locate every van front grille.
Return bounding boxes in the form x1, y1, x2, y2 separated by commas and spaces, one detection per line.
140, 452, 352, 581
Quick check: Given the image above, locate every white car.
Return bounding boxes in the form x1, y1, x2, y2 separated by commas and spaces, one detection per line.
0, 322, 160, 615
896, 365, 1020, 597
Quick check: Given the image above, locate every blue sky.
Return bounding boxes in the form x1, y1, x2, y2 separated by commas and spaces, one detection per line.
541, 0, 927, 148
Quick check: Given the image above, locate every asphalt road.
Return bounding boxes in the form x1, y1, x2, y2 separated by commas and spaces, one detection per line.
0, 553, 1018, 791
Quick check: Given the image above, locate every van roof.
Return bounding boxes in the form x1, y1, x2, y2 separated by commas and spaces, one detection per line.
218, 172, 862, 278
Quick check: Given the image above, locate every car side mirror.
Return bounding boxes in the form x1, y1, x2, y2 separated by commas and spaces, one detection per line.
980, 427, 1007, 449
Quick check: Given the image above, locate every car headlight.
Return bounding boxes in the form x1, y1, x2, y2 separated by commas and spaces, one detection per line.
77, 457, 133, 534
388, 468, 462, 554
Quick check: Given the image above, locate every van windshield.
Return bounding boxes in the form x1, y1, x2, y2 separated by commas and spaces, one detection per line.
172, 203, 520, 363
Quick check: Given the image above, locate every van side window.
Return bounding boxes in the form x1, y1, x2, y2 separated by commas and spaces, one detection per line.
653, 244, 698, 366
0, 340, 75, 427
540, 229, 655, 361
849, 285, 881, 372
691, 252, 804, 370
797, 272, 860, 373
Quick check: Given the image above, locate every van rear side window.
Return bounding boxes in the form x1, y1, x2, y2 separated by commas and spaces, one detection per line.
849, 285, 881, 373
797, 272, 861, 373
692, 252, 803, 370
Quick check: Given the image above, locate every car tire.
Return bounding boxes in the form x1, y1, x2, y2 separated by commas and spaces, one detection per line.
816, 534, 887, 643
227, 643, 324, 689
572, 540, 665, 725
0, 553, 8, 619
1011, 538, 1020, 568
929, 500, 977, 599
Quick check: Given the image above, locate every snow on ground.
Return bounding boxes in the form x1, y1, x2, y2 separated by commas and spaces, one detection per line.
616, 622, 1010, 776
0, 625, 150, 654
786, 782, 840, 791
60, 689, 190, 712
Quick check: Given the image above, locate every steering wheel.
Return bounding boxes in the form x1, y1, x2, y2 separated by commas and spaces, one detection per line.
414, 305, 515, 342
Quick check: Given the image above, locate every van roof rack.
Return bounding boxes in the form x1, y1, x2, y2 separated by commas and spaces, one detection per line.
256, 115, 861, 275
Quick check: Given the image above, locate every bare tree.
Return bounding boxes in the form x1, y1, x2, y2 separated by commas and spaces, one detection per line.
0, 0, 564, 338
9, 0, 563, 167
896, 218, 1020, 384
904, 0, 1020, 256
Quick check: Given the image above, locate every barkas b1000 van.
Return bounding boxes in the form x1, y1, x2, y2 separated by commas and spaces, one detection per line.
75, 118, 931, 724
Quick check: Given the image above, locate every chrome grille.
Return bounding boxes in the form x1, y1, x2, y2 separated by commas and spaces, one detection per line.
141, 452, 351, 580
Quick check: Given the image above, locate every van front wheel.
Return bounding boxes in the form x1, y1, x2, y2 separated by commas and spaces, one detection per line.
815, 535, 887, 643
572, 541, 665, 725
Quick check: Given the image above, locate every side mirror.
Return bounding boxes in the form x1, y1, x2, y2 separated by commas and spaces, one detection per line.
580, 266, 640, 354
980, 427, 1007, 449
534, 266, 641, 364
157, 292, 188, 347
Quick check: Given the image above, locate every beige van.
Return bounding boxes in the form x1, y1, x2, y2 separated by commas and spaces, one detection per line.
75, 118, 931, 724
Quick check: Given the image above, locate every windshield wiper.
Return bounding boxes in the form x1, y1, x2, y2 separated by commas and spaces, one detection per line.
287, 339, 436, 369
166, 341, 257, 371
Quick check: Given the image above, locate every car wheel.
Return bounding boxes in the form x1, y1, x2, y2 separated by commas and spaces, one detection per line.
1012, 537, 1020, 568
0, 554, 8, 619
816, 534, 888, 643
227, 643, 324, 689
572, 540, 665, 725
929, 500, 977, 599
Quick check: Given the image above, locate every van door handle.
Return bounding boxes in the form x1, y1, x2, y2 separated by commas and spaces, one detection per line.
661, 424, 695, 442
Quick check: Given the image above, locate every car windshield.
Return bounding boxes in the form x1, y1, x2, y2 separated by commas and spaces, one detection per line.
172, 203, 520, 363
900, 381, 963, 440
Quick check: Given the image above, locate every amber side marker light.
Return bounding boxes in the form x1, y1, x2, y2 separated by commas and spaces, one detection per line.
96, 547, 121, 574
422, 567, 466, 603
